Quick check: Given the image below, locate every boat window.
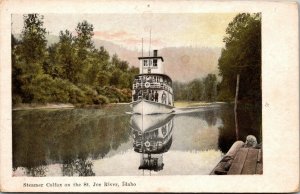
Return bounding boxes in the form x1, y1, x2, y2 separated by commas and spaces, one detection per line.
153, 59, 157, 66
143, 60, 148, 66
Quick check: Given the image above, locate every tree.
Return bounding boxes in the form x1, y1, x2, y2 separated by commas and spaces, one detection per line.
75, 20, 94, 60
218, 13, 261, 104
186, 79, 204, 101
75, 20, 94, 49
96, 71, 110, 87
72, 21, 95, 84
203, 74, 217, 102
110, 69, 122, 86
12, 35, 23, 104
98, 46, 110, 71
173, 75, 217, 102
111, 54, 120, 70
20, 14, 47, 63
13, 14, 48, 102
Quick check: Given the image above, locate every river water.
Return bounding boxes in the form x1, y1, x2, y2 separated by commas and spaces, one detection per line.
12, 103, 261, 176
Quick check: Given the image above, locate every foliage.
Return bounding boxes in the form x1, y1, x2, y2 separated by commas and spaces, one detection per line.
217, 13, 261, 104
12, 14, 139, 105
173, 74, 217, 102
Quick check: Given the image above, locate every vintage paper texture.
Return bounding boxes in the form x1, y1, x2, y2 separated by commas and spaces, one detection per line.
0, 0, 299, 192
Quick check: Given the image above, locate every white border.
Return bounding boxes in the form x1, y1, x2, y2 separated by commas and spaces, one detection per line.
0, 0, 299, 192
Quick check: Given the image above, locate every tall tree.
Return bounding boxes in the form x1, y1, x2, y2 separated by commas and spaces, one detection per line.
73, 20, 95, 84
75, 20, 94, 60
218, 13, 261, 103
56, 30, 77, 82
20, 14, 47, 63
14, 14, 48, 102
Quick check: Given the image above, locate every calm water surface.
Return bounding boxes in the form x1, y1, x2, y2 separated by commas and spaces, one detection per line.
12, 104, 261, 176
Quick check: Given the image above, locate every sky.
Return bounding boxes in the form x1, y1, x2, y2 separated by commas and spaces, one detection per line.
11, 13, 237, 51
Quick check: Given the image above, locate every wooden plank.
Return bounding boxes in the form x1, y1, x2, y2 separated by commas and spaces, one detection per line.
256, 163, 263, 174
241, 148, 259, 174
227, 148, 248, 175
256, 149, 263, 174
257, 149, 262, 163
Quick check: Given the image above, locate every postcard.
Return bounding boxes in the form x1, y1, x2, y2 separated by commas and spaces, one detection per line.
0, 0, 299, 192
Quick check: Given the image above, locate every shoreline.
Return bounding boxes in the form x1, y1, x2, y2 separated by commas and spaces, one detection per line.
12, 102, 131, 111
12, 103, 76, 111
12, 101, 226, 111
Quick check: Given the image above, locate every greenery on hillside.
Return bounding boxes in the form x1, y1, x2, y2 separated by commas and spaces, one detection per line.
12, 14, 138, 105
218, 13, 261, 104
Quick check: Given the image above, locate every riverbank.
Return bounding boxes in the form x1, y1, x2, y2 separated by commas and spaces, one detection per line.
12, 103, 76, 110
12, 102, 131, 111
13, 101, 226, 110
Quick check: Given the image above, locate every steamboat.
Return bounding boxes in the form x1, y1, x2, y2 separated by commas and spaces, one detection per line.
131, 49, 174, 114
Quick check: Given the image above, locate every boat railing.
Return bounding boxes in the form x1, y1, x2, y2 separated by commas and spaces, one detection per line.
134, 140, 163, 151
133, 82, 173, 93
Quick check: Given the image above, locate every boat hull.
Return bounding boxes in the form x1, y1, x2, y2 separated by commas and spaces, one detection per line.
131, 99, 174, 115
130, 114, 175, 132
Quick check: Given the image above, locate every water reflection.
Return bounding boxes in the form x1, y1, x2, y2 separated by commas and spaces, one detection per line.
130, 114, 174, 173
12, 104, 261, 176
62, 158, 95, 176
12, 106, 132, 176
217, 104, 262, 153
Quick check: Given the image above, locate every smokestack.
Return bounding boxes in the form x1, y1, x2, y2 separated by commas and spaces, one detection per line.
153, 50, 158, 57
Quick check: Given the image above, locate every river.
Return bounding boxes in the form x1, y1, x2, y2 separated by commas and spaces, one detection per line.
12, 103, 261, 176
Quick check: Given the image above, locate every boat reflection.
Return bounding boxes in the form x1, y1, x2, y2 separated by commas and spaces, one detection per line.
130, 114, 174, 174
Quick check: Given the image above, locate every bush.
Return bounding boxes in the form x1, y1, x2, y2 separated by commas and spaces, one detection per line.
92, 95, 109, 104
12, 95, 23, 105
52, 78, 71, 103
68, 84, 86, 104
29, 74, 56, 103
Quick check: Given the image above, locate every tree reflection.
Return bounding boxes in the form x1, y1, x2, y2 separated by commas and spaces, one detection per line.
13, 106, 131, 176
218, 104, 262, 153
62, 157, 95, 176
25, 166, 48, 177
203, 109, 218, 127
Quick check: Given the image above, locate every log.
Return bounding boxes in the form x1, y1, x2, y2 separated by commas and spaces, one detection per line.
210, 141, 244, 175
226, 140, 244, 158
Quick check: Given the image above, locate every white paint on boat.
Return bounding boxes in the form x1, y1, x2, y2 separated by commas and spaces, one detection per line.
131, 99, 174, 115
130, 114, 175, 132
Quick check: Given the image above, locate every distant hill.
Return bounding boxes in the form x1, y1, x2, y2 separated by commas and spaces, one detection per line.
160, 47, 221, 82
93, 39, 221, 82
13, 34, 221, 82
